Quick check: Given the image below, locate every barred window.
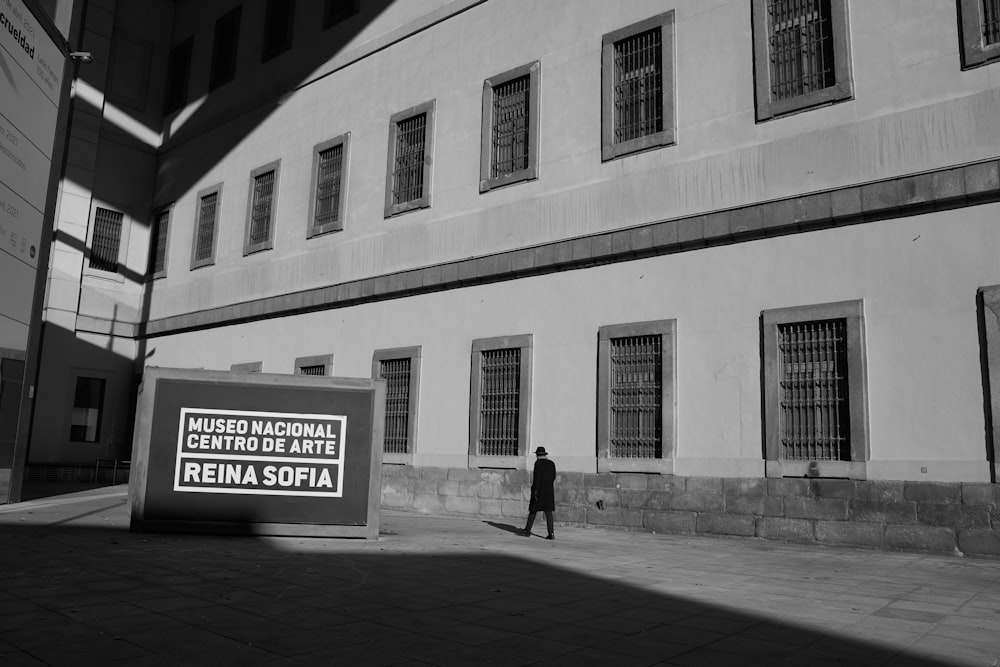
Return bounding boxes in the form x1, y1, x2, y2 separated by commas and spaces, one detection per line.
777, 320, 850, 461
392, 114, 426, 206
294, 354, 332, 377
752, 0, 852, 120
298, 365, 325, 376
231, 361, 262, 373
244, 162, 279, 255
609, 335, 662, 459
959, 0, 1000, 68
262, 0, 295, 61
598, 321, 675, 473
986, 0, 1000, 45
89, 207, 123, 273
310, 134, 349, 237
373, 347, 421, 460
379, 358, 412, 454
384, 100, 435, 217
480, 62, 539, 193
149, 207, 170, 278
469, 335, 532, 463
479, 348, 521, 457
613, 29, 662, 144
164, 37, 192, 113
601, 12, 675, 160
762, 301, 868, 478
191, 185, 222, 269
766, 0, 835, 101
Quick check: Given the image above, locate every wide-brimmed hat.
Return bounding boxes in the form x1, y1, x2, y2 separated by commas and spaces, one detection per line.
534, 446, 547, 455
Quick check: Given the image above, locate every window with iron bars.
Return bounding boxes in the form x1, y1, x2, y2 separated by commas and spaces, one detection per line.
597, 321, 675, 472
609, 335, 662, 459
384, 100, 435, 217
762, 301, 868, 478
478, 348, 521, 457
244, 162, 279, 255
379, 358, 412, 454
148, 207, 170, 278
191, 185, 221, 269
298, 365, 325, 376
309, 134, 349, 237
294, 354, 332, 377
469, 335, 532, 463
777, 319, 850, 461
601, 11, 675, 161
262, 0, 295, 62
480, 62, 539, 193
209, 6, 241, 91
959, 0, 1000, 68
752, 0, 852, 121
89, 207, 123, 273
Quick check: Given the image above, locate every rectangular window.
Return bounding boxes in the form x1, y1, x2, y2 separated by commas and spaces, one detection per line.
372, 347, 421, 463
164, 37, 192, 112
308, 134, 349, 237
601, 11, 675, 161
480, 62, 540, 193
148, 206, 170, 279
762, 300, 868, 479
210, 6, 241, 91
384, 100, 435, 217
191, 185, 222, 269
776, 319, 849, 461
244, 161, 280, 255
469, 335, 532, 467
752, 0, 853, 121
323, 0, 358, 29
295, 354, 333, 376
598, 321, 675, 473
89, 207, 123, 273
107, 31, 151, 112
959, 0, 1000, 68
262, 0, 295, 61
70, 377, 105, 443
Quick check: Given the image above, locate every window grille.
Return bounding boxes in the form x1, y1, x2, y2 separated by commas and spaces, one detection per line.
248, 170, 275, 248
164, 38, 192, 112
298, 364, 325, 376
89, 207, 122, 272
609, 335, 662, 458
491, 75, 530, 178
777, 319, 850, 461
262, 0, 294, 59
984, 0, 1000, 45
766, 0, 835, 101
392, 113, 426, 206
613, 27, 663, 144
479, 348, 520, 456
150, 208, 169, 275
194, 192, 218, 262
314, 144, 343, 227
379, 358, 411, 454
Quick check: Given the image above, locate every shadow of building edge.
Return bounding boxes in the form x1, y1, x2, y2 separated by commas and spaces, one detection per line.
0, 517, 960, 665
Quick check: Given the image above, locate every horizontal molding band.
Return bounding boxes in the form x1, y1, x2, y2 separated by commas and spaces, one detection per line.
141, 158, 1000, 339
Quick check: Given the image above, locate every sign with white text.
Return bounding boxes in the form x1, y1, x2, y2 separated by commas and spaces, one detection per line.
173, 408, 347, 497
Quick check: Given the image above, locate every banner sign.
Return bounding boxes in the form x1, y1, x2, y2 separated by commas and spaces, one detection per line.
174, 408, 346, 497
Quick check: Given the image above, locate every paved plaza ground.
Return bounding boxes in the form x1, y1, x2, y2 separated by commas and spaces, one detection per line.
0, 485, 999, 665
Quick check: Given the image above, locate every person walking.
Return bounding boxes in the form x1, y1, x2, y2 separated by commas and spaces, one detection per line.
523, 446, 556, 539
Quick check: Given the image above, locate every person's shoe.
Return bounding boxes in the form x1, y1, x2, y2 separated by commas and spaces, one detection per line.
545, 534, 555, 540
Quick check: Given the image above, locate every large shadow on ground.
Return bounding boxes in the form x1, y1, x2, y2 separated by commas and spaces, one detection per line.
0, 516, 956, 665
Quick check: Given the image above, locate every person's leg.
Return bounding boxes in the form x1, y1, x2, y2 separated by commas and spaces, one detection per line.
544, 510, 554, 538
523, 512, 536, 536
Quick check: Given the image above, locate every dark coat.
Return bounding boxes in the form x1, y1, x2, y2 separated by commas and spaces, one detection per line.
528, 457, 556, 512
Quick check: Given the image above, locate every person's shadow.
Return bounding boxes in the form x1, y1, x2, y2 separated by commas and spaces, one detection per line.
484, 521, 524, 535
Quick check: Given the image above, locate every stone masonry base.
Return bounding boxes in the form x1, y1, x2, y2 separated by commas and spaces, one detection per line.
380, 465, 1000, 558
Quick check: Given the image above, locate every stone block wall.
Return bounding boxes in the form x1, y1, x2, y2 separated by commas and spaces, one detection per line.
380, 465, 1000, 557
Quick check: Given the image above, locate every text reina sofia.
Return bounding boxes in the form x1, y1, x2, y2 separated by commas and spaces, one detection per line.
174, 409, 347, 498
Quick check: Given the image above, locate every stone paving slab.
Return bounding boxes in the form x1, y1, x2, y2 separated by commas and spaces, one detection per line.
0, 486, 998, 665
